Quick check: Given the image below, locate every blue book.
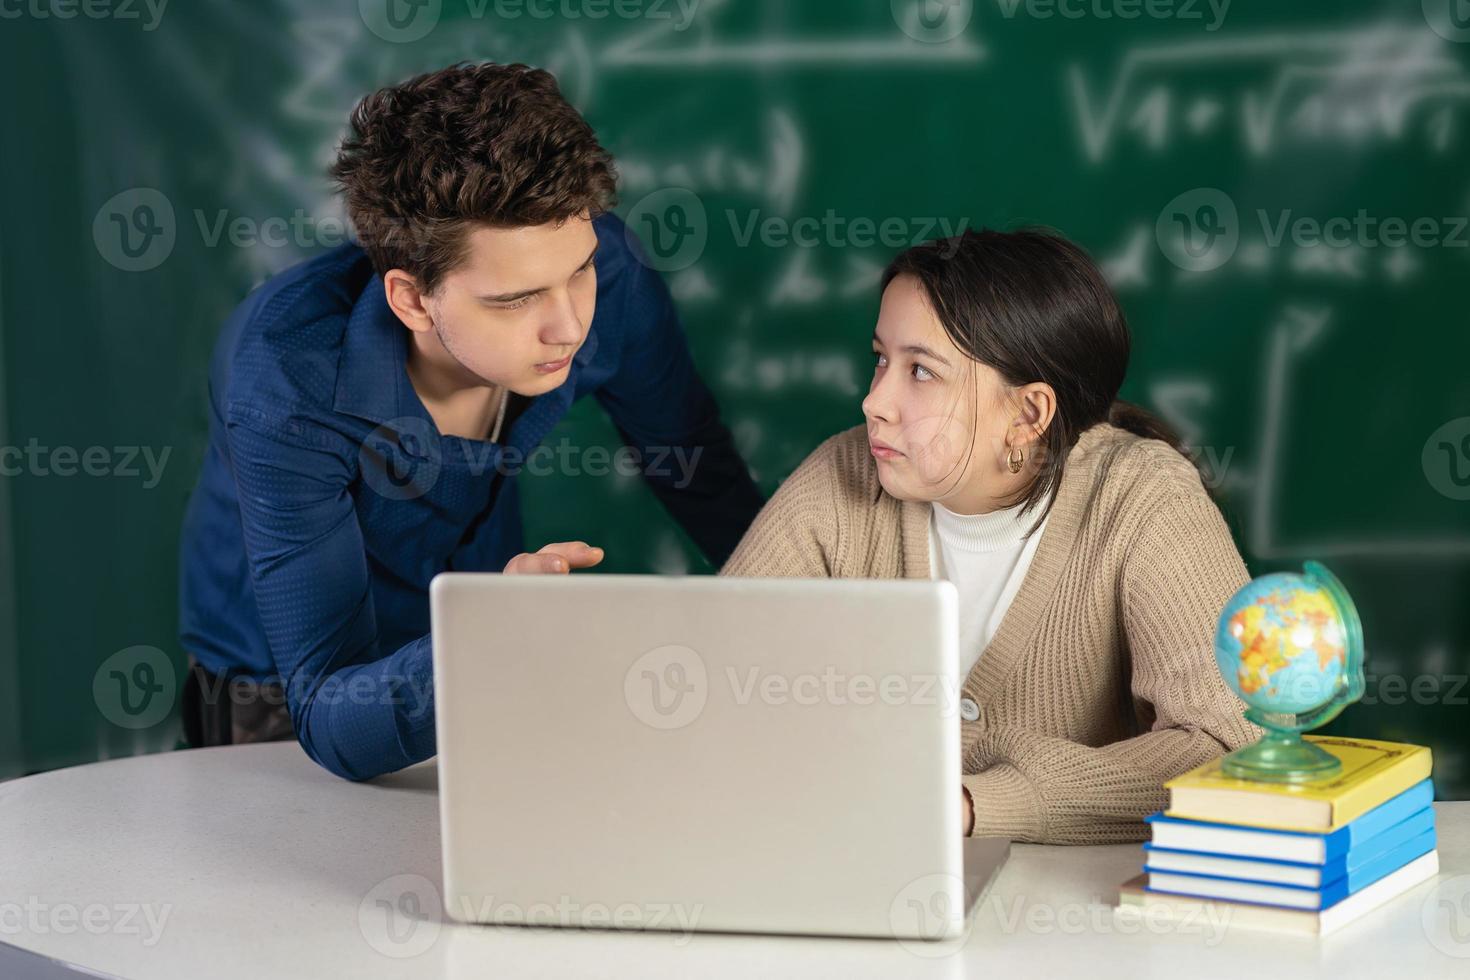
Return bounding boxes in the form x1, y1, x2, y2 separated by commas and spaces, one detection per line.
1117, 852, 1441, 936
1144, 806, 1434, 888
1145, 778, 1433, 864
1145, 828, 1437, 910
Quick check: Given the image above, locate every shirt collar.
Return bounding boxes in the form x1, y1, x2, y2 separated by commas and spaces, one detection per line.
333, 274, 423, 429
931, 496, 1044, 553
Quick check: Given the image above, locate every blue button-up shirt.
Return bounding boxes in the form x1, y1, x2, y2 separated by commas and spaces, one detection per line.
179, 213, 762, 780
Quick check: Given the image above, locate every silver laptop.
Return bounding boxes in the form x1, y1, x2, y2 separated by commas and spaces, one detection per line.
430, 574, 1009, 941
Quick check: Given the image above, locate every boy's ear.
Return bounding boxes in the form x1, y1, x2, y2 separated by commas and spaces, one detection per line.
383, 269, 435, 334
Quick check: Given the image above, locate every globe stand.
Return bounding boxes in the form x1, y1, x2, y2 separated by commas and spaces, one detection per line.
1222, 719, 1341, 783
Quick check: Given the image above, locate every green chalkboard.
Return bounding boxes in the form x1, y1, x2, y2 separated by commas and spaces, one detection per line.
1, 1, 1467, 793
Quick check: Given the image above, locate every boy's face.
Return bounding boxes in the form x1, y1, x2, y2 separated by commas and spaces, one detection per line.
419, 214, 599, 396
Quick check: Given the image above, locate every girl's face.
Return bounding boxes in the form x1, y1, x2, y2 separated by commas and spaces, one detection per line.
861, 275, 1050, 513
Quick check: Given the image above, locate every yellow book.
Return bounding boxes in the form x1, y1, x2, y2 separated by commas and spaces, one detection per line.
1164, 736, 1432, 832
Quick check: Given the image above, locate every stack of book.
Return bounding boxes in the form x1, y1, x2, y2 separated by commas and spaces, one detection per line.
1116, 736, 1439, 936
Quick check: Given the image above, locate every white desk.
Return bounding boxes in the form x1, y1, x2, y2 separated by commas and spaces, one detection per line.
0, 744, 1464, 979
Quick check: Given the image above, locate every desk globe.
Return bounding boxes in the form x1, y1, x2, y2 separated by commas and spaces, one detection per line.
1213, 560, 1366, 782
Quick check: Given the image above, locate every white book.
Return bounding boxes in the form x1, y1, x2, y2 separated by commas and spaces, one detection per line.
1116, 851, 1440, 936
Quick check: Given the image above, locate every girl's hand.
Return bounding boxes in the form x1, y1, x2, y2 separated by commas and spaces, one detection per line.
962, 787, 974, 836
503, 541, 605, 574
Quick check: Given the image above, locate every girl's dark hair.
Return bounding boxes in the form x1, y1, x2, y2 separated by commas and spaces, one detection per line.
880, 227, 1199, 530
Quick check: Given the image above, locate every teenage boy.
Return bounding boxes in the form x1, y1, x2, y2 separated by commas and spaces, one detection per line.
179, 62, 763, 780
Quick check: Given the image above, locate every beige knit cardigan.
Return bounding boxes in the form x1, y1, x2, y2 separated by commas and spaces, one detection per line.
720, 422, 1259, 844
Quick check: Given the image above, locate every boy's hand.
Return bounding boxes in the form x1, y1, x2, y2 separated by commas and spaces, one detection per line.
503, 541, 605, 575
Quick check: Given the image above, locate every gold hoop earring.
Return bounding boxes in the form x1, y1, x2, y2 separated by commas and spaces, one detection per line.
1007, 446, 1025, 474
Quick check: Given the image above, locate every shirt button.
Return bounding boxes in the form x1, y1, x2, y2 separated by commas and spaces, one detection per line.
960, 698, 981, 722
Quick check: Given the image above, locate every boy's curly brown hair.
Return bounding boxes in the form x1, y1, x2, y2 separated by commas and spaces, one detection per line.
329, 62, 617, 293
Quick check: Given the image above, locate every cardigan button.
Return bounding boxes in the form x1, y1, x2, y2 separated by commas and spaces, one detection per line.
959, 697, 981, 722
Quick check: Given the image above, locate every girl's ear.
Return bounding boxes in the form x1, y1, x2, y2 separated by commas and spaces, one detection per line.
1013, 382, 1057, 444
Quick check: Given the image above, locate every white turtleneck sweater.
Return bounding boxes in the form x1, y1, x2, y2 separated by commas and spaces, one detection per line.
928, 496, 1051, 680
